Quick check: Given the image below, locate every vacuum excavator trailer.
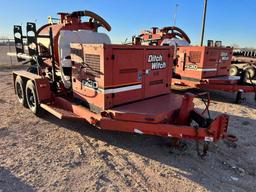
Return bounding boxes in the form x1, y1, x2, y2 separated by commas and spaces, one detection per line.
10, 11, 235, 156
134, 26, 256, 103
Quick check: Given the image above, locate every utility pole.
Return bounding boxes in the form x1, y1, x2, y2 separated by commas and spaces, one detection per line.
173, 4, 179, 26
200, 0, 208, 46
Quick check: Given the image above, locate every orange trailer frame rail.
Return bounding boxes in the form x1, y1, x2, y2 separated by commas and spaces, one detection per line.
13, 70, 234, 157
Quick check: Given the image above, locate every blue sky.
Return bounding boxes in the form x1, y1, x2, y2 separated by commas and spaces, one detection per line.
0, 0, 255, 47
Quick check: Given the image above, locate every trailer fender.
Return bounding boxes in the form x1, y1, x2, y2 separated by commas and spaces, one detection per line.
32, 78, 52, 103
13, 71, 52, 103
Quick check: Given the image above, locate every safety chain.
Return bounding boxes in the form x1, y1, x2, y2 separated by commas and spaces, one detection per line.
194, 125, 209, 158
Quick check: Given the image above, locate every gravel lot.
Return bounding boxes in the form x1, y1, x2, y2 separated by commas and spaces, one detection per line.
0, 46, 17, 66
0, 68, 256, 192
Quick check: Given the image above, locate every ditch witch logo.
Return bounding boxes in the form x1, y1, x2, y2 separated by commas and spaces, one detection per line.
148, 54, 166, 70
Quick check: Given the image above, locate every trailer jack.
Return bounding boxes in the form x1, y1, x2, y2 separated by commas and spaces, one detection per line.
236, 70, 256, 103
236, 90, 246, 104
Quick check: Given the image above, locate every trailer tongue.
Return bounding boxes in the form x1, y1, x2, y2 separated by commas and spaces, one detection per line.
10, 11, 235, 157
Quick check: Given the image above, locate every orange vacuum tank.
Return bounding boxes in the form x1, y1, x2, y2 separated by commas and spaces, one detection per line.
37, 11, 112, 66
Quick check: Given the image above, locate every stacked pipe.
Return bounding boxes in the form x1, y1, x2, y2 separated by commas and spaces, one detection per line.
233, 49, 256, 58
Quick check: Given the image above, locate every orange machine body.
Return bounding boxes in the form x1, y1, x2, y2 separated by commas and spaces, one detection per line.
176, 46, 233, 81
70, 44, 173, 112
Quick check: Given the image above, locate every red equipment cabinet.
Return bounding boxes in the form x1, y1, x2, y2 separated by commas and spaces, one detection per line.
70, 44, 173, 112
173, 45, 256, 102
176, 46, 233, 80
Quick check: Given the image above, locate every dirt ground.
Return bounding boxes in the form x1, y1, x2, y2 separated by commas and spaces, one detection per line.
0, 68, 255, 192
0, 46, 17, 66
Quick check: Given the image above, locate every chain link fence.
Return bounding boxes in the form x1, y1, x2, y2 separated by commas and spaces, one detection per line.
0, 39, 18, 66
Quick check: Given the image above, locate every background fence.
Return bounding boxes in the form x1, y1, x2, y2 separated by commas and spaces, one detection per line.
0, 39, 18, 66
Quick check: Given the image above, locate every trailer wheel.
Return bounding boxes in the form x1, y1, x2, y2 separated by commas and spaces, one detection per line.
25, 80, 43, 116
15, 76, 28, 107
245, 67, 255, 79
229, 66, 239, 76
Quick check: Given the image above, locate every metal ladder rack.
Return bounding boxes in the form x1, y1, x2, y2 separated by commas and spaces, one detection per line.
13, 22, 57, 82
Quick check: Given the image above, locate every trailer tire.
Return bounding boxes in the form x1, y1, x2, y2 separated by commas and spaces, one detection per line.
229, 66, 239, 76
25, 80, 43, 116
15, 76, 28, 108
245, 67, 255, 79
